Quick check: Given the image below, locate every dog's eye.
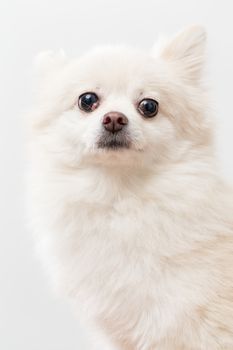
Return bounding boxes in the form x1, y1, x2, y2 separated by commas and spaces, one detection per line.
138, 98, 159, 118
78, 92, 99, 112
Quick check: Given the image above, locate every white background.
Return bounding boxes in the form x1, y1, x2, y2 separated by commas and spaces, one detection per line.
0, 0, 233, 349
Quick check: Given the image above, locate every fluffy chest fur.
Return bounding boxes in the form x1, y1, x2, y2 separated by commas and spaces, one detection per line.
30, 162, 233, 349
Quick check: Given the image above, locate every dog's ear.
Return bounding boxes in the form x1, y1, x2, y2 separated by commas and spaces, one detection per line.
154, 26, 206, 82
34, 49, 67, 82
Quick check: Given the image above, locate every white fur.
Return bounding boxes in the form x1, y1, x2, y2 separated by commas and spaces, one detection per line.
27, 26, 233, 349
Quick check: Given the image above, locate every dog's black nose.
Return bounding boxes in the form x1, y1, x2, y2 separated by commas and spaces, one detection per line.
102, 112, 128, 133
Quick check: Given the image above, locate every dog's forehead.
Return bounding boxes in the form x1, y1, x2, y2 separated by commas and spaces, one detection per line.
73, 47, 157, 92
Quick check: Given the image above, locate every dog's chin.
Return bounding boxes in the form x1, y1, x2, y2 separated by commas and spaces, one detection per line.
97, 140, 130, 151
82, 132, 143, 167
96, 131, 131, 151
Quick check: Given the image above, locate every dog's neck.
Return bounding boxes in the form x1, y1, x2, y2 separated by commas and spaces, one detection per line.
55, 150, 218, 208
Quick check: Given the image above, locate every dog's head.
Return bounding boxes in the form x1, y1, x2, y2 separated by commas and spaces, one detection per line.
31, 26, 212, 170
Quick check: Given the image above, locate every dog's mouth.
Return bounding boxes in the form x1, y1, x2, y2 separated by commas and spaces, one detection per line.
97, 131, 131, 150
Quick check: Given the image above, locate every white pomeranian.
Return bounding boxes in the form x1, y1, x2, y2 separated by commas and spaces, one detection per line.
27, 26, 233, 349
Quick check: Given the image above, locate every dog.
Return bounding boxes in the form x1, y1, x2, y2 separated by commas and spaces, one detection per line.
27, 26, 233, 349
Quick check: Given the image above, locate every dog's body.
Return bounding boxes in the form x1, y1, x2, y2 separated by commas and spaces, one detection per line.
28, 27, 233, 349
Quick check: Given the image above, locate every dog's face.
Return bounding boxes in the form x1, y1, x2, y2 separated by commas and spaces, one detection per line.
32, 26, 212, 169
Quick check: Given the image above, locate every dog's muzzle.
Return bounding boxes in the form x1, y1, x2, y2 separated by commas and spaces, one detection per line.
97, 111, 131, 150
